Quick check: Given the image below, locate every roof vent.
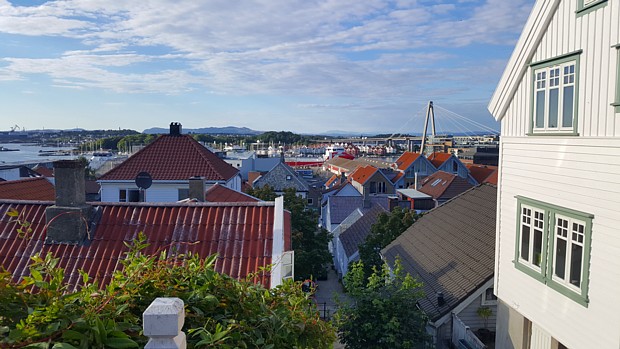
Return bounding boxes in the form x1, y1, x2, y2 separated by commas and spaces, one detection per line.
170, 122, 182, 136
437, 292, 446, 307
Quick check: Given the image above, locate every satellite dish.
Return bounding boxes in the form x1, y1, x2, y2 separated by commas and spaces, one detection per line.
135, 171, 153, 190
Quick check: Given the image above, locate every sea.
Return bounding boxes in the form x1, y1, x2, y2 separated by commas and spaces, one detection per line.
0, 143, 79, 166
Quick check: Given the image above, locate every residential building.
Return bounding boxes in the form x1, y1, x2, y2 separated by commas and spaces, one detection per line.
488, 0, 620, 348
0, 160, 292, 290
0, 165, 41, 181
98, 123, 241, 203
252, 161, 316, 206
320, 182, 363, 233
417, 171, 474, 206
382, 184, 497, 349
349, 165, 396, 199
427, 152, 478, 185
391, 151, 437, 189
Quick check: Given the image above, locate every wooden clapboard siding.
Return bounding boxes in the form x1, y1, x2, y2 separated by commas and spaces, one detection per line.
496, 137, 620, 348
501, 0, 620, 137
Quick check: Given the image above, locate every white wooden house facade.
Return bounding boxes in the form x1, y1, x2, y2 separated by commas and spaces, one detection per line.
488, 0, 620, 348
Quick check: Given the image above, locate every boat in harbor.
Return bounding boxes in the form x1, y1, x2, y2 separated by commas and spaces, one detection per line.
0, 146, 19, 152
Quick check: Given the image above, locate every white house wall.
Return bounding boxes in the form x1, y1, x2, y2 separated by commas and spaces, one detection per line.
496, 136, 620, 348
501, 0, 620, 137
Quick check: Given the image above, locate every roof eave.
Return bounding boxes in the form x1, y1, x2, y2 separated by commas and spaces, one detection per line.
488, 0, 561, 121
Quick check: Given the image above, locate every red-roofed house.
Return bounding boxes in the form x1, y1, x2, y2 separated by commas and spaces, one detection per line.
0, 160, 292, 290
205, 183, 260, 203
0, 177, 55, 201
98, 123, 241, 202
349, 165, 395, 199
427, 152, 478, 185
417, 171, 474, 206
466, 164, 498, 184
392, 151, 437, 189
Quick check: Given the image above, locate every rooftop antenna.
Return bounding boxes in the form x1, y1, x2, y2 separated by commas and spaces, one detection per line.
419, 101, 436, 155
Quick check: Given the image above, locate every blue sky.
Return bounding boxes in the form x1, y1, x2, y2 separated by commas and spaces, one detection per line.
0, 0, 534, 134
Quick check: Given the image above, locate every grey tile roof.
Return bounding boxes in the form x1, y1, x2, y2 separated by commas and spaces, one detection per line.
382, 184, 496, 322
253, 162, 310, 192
329, 196, 364, 225
340, 205, 387, 258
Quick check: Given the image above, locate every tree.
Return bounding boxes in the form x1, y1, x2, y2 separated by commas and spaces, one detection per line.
334, 259, 430, 349
358, 207, 418, 279
0, 232, 336, 348
245, 186, 332, 280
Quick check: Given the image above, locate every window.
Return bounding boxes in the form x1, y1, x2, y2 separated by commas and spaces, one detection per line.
378, 182, 386, 193
515, 196, 593, 306
307, 198, 313, 205
530, 52, 581, 135
369, 181, 377, 194
119, 189, 140, 202
286, 175, 292, 180
452, 161, 458, 174
281, 251, 294, 281
481, 287, 498, 306
613, 46, 620, 113
577, 0, 607, 15
178, 188, 189, 201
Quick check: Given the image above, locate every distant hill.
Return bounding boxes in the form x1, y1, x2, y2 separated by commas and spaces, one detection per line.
143, 126, 262, 135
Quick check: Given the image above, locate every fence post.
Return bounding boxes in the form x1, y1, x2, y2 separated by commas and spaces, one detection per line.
143, 297, 186, 349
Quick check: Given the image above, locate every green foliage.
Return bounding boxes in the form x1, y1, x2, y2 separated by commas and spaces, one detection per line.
477, 307, 492, 329
0, 232, 335, 348
75, 156, 96, 180
116, 134, 157, 152
334, 259, 431, 349
253, 131, 310, 145
358, 207, 418, 279
244, 186, 332, 281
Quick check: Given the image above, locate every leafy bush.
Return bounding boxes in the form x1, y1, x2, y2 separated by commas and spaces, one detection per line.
0, 233, 335, 348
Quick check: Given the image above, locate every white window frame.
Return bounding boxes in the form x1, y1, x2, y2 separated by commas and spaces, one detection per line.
518, 204, 546, 272
119, 188, 140, 202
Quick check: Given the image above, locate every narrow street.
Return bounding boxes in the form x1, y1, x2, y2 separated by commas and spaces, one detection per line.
314, 268, 349, 349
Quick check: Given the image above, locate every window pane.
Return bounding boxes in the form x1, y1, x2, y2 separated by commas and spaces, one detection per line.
533, 228, 543, 267
562, 86, 574, 128
536, 91, 545, 128
521, 225, 530, 261
570, 244, 583, 288
119, 190, 126, 202
555, 238, 567, 280
548, 88, 559, 128
128, 190, 140, 202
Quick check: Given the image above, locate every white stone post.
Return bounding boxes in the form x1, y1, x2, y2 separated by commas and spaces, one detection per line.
143, 297, 186, 349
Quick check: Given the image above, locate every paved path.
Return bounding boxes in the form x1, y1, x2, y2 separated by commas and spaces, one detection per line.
314, 268, 349, 349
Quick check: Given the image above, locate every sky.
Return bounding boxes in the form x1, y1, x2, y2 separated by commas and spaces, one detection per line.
0, 0, 535, 135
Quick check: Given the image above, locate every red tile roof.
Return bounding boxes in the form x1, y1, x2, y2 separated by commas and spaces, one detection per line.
418, 171, 473, 202
325, 174, 339, 188
483, 170, 498, 185
466, 164, 498, 184
391, 171, 404, 184
394, 152, 420, 171
349, 165, 378, 185
427, 152, 452, 168
205, 184, 260, 203
99, 135, 239, 181
33, 165, 54, 178
0, 177, 55, 201
0, 201, 290, 289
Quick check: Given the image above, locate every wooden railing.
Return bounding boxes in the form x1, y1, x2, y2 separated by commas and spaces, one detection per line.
451, 312, 486, 349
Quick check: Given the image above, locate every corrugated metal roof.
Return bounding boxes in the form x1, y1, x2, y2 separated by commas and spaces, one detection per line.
99, 134, 239, 181
382, 184, 497, 321
0, 177, 55, 201
0, 200, 286, 289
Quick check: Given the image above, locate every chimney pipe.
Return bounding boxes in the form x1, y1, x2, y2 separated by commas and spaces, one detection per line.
437, 292, 445, 307
170, 122, 182, 136
189, 176, 205, 202
45, 160, 92, 245
340, 171, 346, 184
414, 172, 418, 190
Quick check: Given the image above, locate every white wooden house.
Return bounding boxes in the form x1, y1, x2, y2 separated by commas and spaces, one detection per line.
488, 0, 620, 348
98, 123, 241, 202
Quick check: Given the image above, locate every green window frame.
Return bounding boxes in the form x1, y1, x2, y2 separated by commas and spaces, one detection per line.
613, 46, 620, 113
576, 0, 607, 16
514, 196, 593, 307
529, 51, 581, 136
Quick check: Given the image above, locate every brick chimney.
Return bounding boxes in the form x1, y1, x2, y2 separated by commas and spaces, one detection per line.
45, 160, 92, 244
170, 122, 182, 136
189, 176, 205, 202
